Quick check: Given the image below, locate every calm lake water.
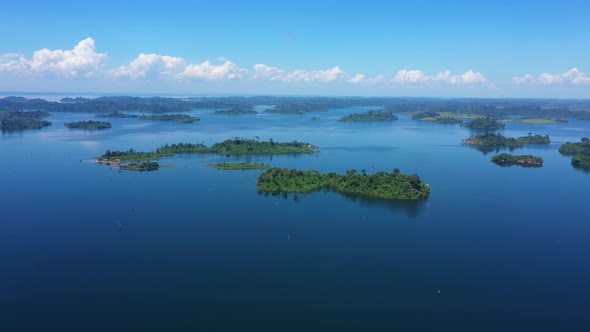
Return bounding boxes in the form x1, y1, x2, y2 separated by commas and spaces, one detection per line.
1, 107, 590, 331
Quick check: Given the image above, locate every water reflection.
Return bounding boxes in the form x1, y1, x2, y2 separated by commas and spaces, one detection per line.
257, 189, 427, 217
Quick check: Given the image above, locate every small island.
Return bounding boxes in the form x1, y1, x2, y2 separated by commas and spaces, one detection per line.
434, 116, 463, 124
64, 120, 112, 130
463, 133, 550, 147
491, 153, 543, 167
97, 138, 318, 164
339, 110, 398, 122
96, 111, 138, 118
207, 162, 270, 170
213, 108, 258, 115
461, 117, 505, 130
559, 137, 590, 170
138, 114, 199, 123
0, 110, 52, 132
118, 161, 160, 172
257, 167, 430, 200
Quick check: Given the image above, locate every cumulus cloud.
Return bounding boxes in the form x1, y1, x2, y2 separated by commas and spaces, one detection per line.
113, 53, 186, 79
177, 60, 246, 80
392, 69, 487, 85
252, 64, 285, 80
512, 68, 590, 85
0, 38, 107, 78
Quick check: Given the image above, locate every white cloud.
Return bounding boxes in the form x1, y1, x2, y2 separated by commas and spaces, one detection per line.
348, 74, 366, 84
391, 69, 487, 85
280, 66, 346, 83
392, 70, 430, 83
177, 60, 246, 80
252, 64, 285, 80
512, 68, 590, 85
0, 38, 107, 78
113, 53, 186, 79
448, 70, 488, 84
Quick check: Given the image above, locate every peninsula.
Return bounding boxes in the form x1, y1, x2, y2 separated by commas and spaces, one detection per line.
257, 168, 430, 200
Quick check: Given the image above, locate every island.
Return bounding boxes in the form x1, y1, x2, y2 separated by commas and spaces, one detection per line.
257, 167, 430, 200
559, 138, 590, 170
206, 162, 270, 170
96, 111, 138, 118
64, 120, 112, 130
434, 116, 463, 124
461, 117, 505, 130
311, 117, 320, 120
138, 114, 199, 123
97, 138, 318, 164
213, 108, 258, 115
491, 153, 543, 167
118, 161, 160, 172
463, 133, 550, 147
0, 110, 52, 132
339, 110, 398, 122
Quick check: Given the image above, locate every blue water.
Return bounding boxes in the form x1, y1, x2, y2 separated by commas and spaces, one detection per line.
1, 109, 590, 331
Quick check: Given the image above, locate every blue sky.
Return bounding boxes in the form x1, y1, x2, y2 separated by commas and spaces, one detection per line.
1, 0, 589, 97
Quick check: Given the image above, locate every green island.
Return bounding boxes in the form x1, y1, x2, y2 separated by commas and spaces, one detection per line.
118, 161, 160, 172
412, 111, 463, 124
64, 120, 112, 130
559, 138, 590, 170
96, 111, 138, 118
213, 108, 258, 115
461, 117, 505, 130
138, 114, 199, 123
97, 138, 318, 164
257, 168, 430, 200
339, 110, 398, 122
207, 162, 270, 170
463, 133, 550, 147
0, 110, 51, 132
491, 153, 543, 168
311, 117, 320, 120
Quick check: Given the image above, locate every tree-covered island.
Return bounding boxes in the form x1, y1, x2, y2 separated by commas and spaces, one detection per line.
64, 120, 112, 130
97, 138, 318, 164
0, 110, 52, 132
138, 114, 199, 123
96, 111, 138, 118
461, 117, 505, 130
213, 107, 258, 115
491, 153, 543, 167
118, 161, 160, 172
412, 111, 463, 124
559, 138, 590, 170
339, 110, 398, 122
257, 168, 430, 200
206, 162, 270, 170
463, 133, 550, 147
